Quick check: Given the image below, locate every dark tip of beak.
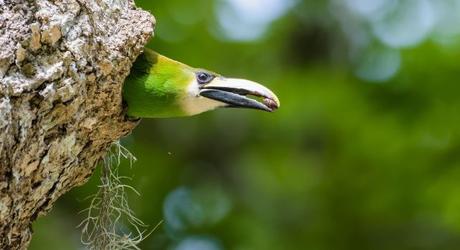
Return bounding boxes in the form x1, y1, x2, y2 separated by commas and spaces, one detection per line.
263, 98, 279, 111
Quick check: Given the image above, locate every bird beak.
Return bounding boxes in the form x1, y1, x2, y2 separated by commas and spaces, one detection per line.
199, 78, 280, 112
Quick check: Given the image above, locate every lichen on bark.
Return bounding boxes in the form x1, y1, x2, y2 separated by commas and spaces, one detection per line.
0, 0, 154, 248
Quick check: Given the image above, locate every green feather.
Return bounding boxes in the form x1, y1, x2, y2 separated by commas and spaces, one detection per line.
123, 48, 194, 118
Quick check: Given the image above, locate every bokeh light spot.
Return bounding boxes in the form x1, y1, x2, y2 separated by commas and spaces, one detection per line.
355, 47, 401, 82
372, 0, 435, 48
431, 0, 460, 45
163, 187, 231, 237
173, 236, 223, 250
216, 0, 296, 41
343, 0, 393, 20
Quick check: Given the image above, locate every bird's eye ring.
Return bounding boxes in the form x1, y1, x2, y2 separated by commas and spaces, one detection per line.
196, 72, 214, 84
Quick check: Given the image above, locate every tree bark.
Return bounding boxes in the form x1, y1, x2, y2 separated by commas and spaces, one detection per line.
0, 0, 154, 248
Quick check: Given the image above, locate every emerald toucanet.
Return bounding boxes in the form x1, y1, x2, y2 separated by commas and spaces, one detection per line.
123, 48, 280, 118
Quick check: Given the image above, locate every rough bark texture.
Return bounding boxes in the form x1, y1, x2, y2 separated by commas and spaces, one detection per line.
0, 0, 154, 248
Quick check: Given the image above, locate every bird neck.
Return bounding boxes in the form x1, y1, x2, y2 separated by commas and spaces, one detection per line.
123, 50, 194, 118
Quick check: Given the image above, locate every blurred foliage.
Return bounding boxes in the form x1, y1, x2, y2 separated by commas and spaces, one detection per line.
30, 0, 460, 249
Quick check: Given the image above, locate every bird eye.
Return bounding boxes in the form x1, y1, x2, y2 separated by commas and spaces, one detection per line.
196, 72, 214, 84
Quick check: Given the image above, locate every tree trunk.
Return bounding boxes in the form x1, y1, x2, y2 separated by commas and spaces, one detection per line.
0, 0, 154, 248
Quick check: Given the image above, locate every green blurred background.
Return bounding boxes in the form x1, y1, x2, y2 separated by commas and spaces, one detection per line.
30, 0, 460, 249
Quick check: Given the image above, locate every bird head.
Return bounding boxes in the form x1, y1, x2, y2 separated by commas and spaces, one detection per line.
123, 49, 280, 118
